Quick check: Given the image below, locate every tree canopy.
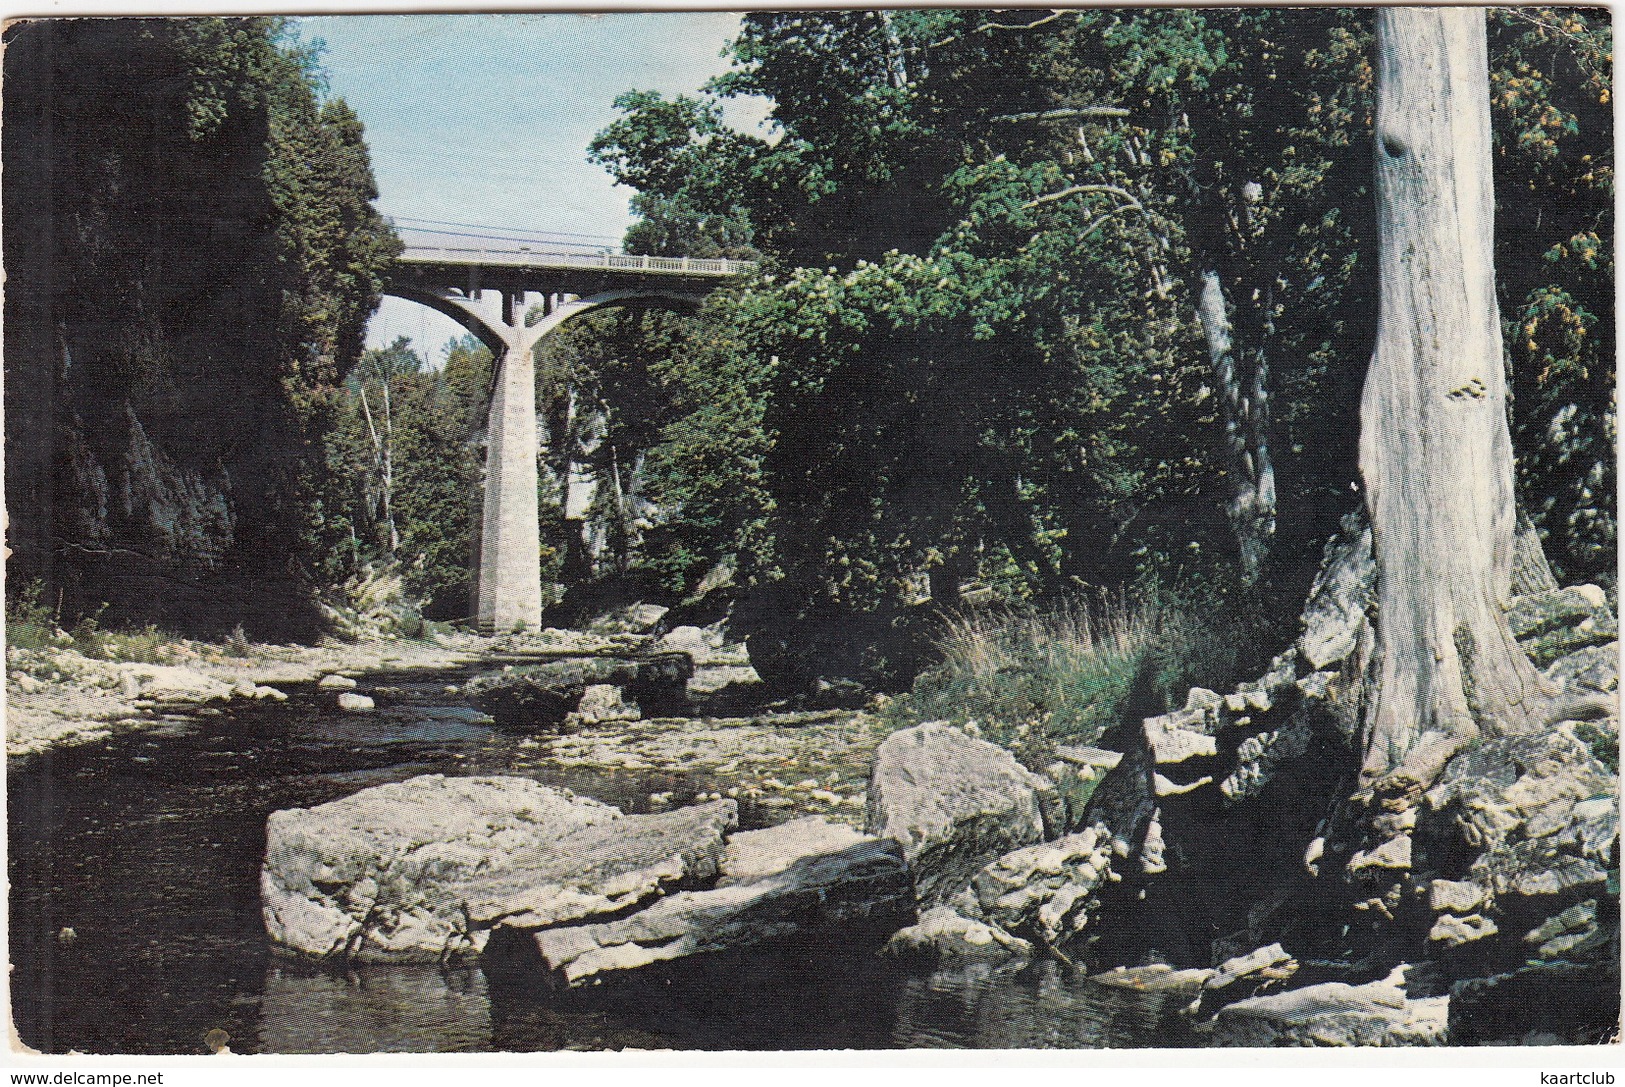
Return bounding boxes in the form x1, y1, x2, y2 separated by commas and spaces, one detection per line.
583, 7, 1611, 686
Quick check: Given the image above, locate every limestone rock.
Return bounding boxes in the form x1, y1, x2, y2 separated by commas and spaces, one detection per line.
658, 624, 727, 663
1220, 718, 1313, 802
118, 664, 234, 703
460, 800, 737, 932
1543, 642, 1619, 695
1347, 834, 1412, 874
866, 721, 1056, 904
884, 905, 1032, 960
1525, 899, 1601, 960
261, 775, 621, 963
1091, 963, 1214, 996
1207, 943, 1296, 995
465, 669, 585, 730
336, 692, 375, 712
317, 673, 358, 691
1152, 771, 1213, 797
573, 684, 640, 725
967, 825, 1115, 944
719, 816, 870, 884
530, 837, 911, 987
1043, 759, 1104, 834
1428, 912, 1498, 948
466, 653, 693, 729
1143, 714, 1218, 765
1296, 513, 1375, 673
1211, 966, 1448, 1047
1427, 879, 1486, 915
1053, 745, 1123, 772
587, 603, 669, 636
1506, 587, 1618, 666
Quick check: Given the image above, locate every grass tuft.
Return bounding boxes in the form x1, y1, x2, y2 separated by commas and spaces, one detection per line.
879, 587, 1263, 764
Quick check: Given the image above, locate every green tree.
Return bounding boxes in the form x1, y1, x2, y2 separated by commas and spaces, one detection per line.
1488, 8, 1614, 587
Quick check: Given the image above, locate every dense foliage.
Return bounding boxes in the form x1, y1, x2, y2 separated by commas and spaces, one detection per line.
3, 17, 398, 636
312, 336, 491, 619
583, 7, 1612, 688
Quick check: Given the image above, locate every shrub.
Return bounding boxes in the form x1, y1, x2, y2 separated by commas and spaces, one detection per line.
6, 579, 57, 654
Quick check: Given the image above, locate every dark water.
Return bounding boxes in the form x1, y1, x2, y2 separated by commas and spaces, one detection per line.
9, 667, 1193, 1054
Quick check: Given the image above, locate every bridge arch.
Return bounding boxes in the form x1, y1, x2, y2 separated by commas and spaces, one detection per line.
379, 285, 704, 362
382, 231, 750, 633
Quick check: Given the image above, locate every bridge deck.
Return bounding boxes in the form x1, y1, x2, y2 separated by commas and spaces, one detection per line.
399, 243, 753, 278
391, 227, 755, 296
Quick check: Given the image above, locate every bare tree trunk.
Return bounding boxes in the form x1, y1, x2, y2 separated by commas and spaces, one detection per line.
357, 384, 398, 556
381, 378, 400, 553
1358, 7, 1549, 793
1197, 268, 1276, 586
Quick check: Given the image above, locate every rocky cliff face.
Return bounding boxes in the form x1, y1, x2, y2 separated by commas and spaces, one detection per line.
3, 19, 394, 637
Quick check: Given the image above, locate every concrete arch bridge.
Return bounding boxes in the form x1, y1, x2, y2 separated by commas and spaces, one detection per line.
385, 227, 755, 632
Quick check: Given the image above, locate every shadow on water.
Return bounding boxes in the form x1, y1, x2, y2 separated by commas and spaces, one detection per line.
9, 663, 1189, 1053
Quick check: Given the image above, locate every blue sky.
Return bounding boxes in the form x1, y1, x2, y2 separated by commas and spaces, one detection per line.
295, 12, 761, 359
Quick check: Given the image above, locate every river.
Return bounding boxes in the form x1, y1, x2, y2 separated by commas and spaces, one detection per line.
9, 660, 1195, 1053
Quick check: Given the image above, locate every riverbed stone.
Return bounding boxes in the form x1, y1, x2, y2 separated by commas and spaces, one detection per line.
116, 663, 234, 703
465, 653, 693, 729
1210, 966, 1448, 1047
464, 668, 585, 730
459, 800, 735, 932
317, 673, 358, 691
572, 684, 640, 725
866, 721, 1057, 905
883, 905, 1032, 961
528, 835, 911, 988
967, 825, 1116, 944
1091, 963, 1214, 996
261, 775, 622, 963
336, 692, 375, 712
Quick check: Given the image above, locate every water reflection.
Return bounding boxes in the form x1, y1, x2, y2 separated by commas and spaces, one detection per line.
259, 964, 492, 1054
893, 959, 1194, 1049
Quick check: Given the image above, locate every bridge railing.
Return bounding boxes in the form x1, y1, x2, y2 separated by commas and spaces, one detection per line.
398, 244, 756, 278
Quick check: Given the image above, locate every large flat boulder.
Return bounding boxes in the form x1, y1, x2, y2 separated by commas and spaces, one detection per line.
866, 721, 1056, 905
262, 776, 735, 964
527, 835, 910, 988
262, 775, 620, 963
459, 800, 737, 931
718, 815, 870, 883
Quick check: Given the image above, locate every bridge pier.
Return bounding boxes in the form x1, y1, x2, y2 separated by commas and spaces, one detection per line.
475, 291, 545, 634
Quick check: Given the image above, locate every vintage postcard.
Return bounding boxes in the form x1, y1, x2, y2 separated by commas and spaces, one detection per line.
4, 5, 1617, 1064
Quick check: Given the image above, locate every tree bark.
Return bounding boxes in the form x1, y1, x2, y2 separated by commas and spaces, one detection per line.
1197, 267, 1276, 586
1358, 7, 1549, 792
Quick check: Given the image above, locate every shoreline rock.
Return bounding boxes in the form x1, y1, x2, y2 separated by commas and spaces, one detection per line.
866, 720, 1058, 905
262, 775, 622, 963
527, 835, 910, 988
